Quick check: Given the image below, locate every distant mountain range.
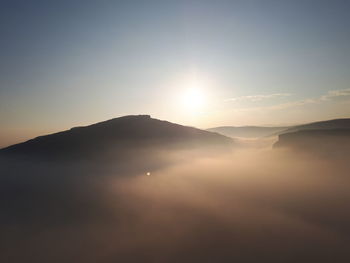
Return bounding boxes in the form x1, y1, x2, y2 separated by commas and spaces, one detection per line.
208, 118, 350, 138
207, 126, 288, 138
1, 116, 349, 161
208, 118, 350, 156
0, 115, 233, 162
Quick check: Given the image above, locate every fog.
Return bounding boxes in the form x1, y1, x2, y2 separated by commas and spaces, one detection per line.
1, 144, 350, 262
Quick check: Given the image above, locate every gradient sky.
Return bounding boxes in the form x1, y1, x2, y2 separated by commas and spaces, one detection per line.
1, 0, 350, 147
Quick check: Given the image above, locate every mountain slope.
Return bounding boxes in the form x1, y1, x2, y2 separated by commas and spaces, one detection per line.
274, 129, 350, 157
279, 118, 350, 135
0, 115, 233, 161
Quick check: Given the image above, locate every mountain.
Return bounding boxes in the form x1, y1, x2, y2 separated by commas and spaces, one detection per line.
274, 129, 350, 157
209, 119, 350, 139
0, 115, 234, 162
273, 118, 350, 157
207, 126, 289, 138
278, 118, 350, 135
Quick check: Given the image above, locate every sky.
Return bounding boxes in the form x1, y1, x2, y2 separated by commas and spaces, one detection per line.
1, 0, 350, 147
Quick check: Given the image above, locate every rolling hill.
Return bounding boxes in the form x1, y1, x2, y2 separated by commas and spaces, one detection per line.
274, 129, 350, 156
273, 119, 350, 156
0, 115, 234, 162
278, 118, 350, 135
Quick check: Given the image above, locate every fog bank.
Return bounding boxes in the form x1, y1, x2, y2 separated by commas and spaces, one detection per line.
1, 147, 350, 262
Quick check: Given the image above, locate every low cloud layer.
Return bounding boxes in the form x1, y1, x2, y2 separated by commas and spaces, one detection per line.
1, 146, 350, 263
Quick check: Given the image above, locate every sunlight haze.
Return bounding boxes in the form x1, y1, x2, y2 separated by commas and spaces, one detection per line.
1, 0, 350, 145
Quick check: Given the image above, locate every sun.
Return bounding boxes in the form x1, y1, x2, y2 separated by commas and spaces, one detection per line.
182, 88, 206, 112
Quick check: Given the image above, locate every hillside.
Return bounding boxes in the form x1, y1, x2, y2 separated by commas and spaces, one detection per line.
279, 118, 350, 135
0, 115, 233, 161
274, 129, 350, 157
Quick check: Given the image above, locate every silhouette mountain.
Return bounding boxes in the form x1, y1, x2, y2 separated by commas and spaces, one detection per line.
273, 118, 350, 157
278, 118, 350, 135
0, 115, 233, 161
209, 118, 350, 139
207, 126, 288, 138
274, 129, 350, 156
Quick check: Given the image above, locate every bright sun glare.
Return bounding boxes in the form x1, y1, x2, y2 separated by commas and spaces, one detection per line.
182, 88, 206, 112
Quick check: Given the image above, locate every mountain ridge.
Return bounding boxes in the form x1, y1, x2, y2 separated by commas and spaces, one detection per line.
278, 118, 350, 135
208, 118, 350, 138
0, 115, 234, 161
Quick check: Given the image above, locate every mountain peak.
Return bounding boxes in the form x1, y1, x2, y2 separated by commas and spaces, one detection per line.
0, 115, 233, 161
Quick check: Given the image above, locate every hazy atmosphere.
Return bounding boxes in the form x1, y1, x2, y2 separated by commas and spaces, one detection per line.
1, 1, 350, 262
1, 0, 350, 147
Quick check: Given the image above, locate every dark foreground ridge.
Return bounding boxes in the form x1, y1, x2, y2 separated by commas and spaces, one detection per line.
273, 119, 350, 157
272, 118, 350, 158
279, 118, 350, 135
0, 115, 233, 161
274, 128, 350, 157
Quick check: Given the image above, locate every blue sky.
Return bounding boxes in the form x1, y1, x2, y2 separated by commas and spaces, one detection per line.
1, 0, 350, 146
